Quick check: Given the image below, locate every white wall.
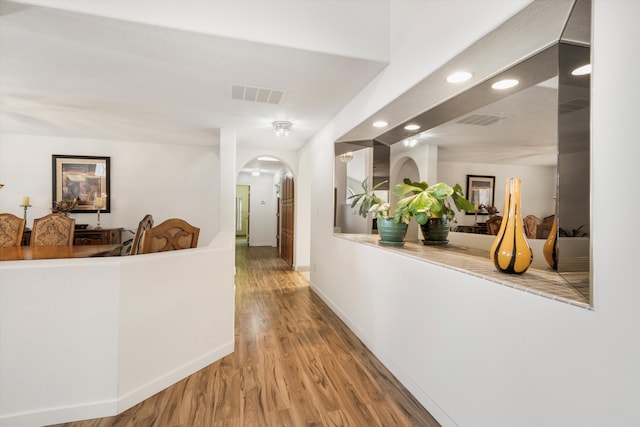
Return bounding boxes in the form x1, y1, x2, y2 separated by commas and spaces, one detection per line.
340, 175, 369, 235
303, 1, 640, 426
116, 246, 234, 413
438, 160, 556, 227
295, 145, 311, 270
0, 259, 120, 425
0, 134, 220, 244
391, 144, 437, 190
0, 244, 235, 427
345, 148, 368, 183
0, 128, 237, 426
339, 149, 369, 233
237, 172, 278, 247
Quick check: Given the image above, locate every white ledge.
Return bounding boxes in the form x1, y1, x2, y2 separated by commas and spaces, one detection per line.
333, 233, 591, 310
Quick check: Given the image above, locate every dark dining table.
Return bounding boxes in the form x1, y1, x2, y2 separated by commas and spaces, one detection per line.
0, 244, 122, 261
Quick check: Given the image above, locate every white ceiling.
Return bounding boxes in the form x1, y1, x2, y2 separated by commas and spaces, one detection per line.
0, 0, 389, 174
395, 80, 559, 166
1, 0, 585, 173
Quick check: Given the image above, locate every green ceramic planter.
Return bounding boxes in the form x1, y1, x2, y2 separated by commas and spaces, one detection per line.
377, 218, 408, 246
420, 217, 450, 245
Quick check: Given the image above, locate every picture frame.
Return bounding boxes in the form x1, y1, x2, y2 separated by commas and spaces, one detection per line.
465, 175, 495, 215
52, 155, 110, 213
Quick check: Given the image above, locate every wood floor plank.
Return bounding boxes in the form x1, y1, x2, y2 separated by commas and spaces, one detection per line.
266, 408, 295, 427
49, 245, 439, 427
239, 365, 269, 427
258, 341, 292, 412
321, 409, 355, 427
211, 356, 242, 422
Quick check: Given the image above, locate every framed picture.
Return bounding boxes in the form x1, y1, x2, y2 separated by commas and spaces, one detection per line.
52, 155, 110, 213
465, 175, 495, 215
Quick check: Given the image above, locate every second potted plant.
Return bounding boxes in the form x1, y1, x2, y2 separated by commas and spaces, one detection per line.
393, 179, 474, 244
348, 177, 408, 246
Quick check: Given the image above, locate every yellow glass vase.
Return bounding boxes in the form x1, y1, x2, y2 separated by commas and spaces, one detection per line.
490, 177, 533, 274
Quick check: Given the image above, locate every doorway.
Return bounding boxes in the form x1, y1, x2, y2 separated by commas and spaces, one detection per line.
236, 185, 250, 245
235, 157, 294, 266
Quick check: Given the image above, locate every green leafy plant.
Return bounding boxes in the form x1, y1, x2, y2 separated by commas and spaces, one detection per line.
348, 178, 392, 220
393, 179, 475, 225
120, 229, 136, 255
559, 224, 588, 237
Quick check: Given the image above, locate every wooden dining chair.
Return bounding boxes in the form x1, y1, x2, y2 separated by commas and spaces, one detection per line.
139, 218, 199, 254
536, 215, 555, 239
30, 213, 75, 246
0, 213, 26, 247
129, 214, 154, 255
485, 215, 503, 236
524, 214, 541, 239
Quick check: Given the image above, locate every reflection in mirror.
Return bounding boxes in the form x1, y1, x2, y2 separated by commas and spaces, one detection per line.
334, 0, 591, 304
334, 143, 390, 235
558, 41, 590, 298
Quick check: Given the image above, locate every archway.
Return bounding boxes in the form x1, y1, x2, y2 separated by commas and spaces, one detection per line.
236, 156, 295, 268
392, 157, 420, 242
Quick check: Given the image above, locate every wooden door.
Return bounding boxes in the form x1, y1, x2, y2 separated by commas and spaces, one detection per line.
276, 196, 281, 252
280, 174, 294, 268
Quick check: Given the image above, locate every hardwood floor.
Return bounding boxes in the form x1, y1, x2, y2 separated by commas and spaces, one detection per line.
51, 246, 439, 427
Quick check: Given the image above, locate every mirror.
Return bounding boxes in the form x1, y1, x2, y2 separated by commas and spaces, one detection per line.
335, 141, 390, 234
334, 0, 591, 303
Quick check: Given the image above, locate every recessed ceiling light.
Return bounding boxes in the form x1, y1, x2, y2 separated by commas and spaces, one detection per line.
491, 79, 519, 90
257, 156, 279, 162
571, 64, 591, 76
373, 121, 388, 128
403, 137, 419, 148
404, 124, 420, 131
446, 71, 472, 83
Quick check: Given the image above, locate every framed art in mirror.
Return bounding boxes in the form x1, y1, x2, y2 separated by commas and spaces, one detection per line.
466, 175, 495, 215
52, 155, 111, 213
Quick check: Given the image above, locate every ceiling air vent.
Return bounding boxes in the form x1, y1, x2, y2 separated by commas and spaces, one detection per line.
559, 98, 589, 114
456, 113, 505, 126
231, 84, 286, 104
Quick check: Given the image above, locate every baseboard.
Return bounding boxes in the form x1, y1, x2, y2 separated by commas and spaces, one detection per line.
117, 341, 234, 413
0, 399, 117, 427
0, 342, 234, 427
309, 282, 458, 427
247, 242, 276, 247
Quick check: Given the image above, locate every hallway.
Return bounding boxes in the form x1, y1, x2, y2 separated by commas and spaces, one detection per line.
53, 246, 439, 426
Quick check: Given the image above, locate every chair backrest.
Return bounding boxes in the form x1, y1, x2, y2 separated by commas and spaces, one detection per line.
523, 214, 541, 239
129, 214, 154, 255
0, 213, 26, 247
485, 215, 503, 235
139, 218, 199, 254
30, 213, 75, 246
536, 214, 555, 239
